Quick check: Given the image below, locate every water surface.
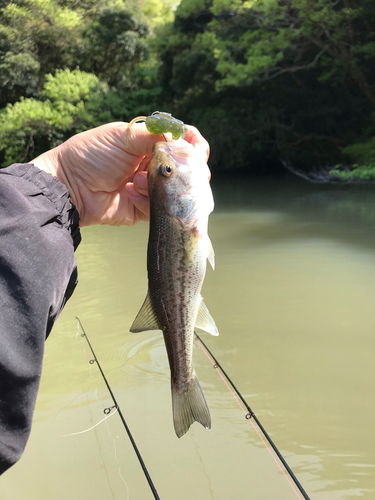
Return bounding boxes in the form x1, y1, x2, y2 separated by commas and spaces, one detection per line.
1, 176, 375, 499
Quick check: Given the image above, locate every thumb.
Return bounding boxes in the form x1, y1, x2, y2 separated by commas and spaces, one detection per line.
125, 122, 165, 156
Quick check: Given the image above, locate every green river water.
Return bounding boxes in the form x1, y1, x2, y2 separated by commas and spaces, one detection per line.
1, 176, 375, 500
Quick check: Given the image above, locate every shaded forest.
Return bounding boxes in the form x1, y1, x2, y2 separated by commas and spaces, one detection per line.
0, 0, 374, 179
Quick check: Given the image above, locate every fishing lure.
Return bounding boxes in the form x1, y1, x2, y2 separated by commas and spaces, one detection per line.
125, 111, 188, 147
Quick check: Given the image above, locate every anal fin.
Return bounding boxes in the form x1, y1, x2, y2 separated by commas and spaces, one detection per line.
195, 296, 219, 336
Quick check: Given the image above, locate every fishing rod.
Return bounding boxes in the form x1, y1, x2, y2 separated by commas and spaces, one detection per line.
76, 317, 160, 500
194, 331, 311, 500
76, 317, 309, 499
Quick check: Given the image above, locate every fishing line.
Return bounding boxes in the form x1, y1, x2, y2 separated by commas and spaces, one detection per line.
62, 408, 118, 436
104, 406, 131, 500
50, 378, 103, 429
76, 317, 161, 500
194, 331, 311, 500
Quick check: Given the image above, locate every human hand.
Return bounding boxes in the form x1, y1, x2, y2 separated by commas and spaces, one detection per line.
32, 122, 210, 227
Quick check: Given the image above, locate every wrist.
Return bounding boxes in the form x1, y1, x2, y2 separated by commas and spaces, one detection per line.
31, 149, 59, 178
31, 146, 84, 218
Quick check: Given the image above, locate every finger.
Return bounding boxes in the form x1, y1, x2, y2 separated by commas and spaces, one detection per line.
125, 122, 165, 156
106, 121, 210, 165
184, 125, 210, 162
124, 183, 150, 220
138, 155, 151, 173
133, 171, 148, 196
70, 122, 162, 162
96, 121, 210, 174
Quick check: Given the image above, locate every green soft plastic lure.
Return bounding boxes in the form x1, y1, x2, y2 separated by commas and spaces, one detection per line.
125, 111, 188, 147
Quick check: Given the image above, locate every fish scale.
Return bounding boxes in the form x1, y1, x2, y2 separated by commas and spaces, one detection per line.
130, 139, 218, 438
149, 215, 199, 390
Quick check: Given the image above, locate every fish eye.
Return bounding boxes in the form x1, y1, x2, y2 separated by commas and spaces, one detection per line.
159, 163, 173, 177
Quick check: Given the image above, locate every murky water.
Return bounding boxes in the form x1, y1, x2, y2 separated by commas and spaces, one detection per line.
2, 176, 375, 499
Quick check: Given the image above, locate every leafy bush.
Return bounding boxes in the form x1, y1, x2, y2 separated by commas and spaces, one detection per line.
0, 69, 106, 164
330, 136, 375, 181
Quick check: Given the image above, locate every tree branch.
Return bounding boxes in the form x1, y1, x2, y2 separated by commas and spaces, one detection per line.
259, 45, 330, 81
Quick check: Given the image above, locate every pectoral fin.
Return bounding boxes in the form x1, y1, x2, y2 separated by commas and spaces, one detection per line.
207, 236, 215, 270
130, 291, 160, 332
195, 296, 219, 336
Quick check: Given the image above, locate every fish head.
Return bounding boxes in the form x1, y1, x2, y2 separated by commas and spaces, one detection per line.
148, 140, 213, 230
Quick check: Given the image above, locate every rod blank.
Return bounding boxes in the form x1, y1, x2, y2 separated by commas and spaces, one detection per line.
76, 317, 160, 500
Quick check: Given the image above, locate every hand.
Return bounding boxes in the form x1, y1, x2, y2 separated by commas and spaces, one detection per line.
31, 122, 210, 227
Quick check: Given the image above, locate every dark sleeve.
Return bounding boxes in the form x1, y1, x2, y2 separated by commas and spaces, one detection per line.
0, 163, 81, 475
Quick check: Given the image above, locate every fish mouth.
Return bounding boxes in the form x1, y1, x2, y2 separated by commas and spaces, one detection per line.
154, 140, 194, 165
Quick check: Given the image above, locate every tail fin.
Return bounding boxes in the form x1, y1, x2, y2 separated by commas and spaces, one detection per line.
171, 372, 211, 438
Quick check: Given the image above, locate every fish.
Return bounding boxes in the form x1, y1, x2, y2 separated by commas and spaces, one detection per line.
130, 139, 219, 438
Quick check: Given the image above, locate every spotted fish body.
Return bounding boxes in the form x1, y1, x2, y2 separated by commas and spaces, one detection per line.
130, 140, 218, 438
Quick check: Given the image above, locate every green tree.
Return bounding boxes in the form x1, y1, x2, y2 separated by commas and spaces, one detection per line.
0, 69, 107, 164
0, 0, 85, 106
80, 8, 149, 87
0, 0, 163, 166
156, 0, 375, 173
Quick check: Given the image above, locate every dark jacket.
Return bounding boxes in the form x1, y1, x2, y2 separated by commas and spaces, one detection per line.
0, 163, 80, 474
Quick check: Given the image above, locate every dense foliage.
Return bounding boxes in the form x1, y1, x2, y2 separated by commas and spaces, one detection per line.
0, 0, 166, 164
0, 0, 374, 178
156, 0, 375, 175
